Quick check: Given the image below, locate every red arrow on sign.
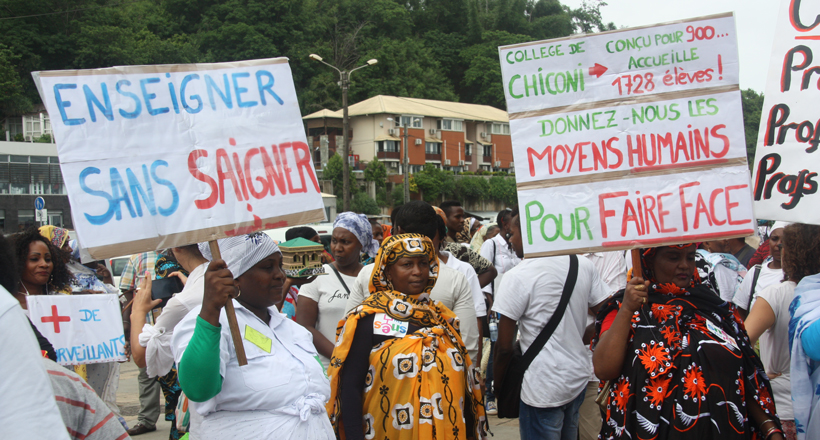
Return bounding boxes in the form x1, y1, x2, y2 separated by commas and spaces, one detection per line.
588, 63, 608, 78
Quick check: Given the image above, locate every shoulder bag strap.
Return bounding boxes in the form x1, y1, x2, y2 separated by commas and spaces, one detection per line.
520, 254, 579, 369
490, 240, 497, 295
328, 264, 351, 295
746, 264, 762, 311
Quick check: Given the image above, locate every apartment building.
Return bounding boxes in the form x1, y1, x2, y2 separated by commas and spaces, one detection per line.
303, 95, 514, 175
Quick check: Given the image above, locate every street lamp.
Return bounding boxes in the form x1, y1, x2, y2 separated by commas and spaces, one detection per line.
387, 116, 419, 204
309, 54, 378, 211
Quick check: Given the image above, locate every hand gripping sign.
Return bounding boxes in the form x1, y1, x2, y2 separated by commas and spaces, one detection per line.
33, 58, 325, 260
751, 0, 820, 224
499, 13, 756, 257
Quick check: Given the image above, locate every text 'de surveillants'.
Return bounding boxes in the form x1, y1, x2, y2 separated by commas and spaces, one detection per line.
498, 13, 756, 257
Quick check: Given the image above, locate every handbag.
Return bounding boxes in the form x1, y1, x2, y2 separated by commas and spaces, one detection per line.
494, 254, 579, 419
175, 391, 190, 432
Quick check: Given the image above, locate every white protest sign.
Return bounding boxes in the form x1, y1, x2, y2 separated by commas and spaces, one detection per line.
751, 0, 820, 224
27, 294, 126, 366
499, 13, 755, 257
34, 58, 325, 259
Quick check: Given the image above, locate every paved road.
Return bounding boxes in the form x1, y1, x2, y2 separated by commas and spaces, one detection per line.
116, 361, 520, 439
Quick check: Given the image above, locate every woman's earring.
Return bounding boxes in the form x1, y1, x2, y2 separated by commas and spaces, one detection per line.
236, 287, 241, 298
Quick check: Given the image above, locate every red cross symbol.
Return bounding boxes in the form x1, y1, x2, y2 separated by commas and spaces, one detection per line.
41, 305, 71, 333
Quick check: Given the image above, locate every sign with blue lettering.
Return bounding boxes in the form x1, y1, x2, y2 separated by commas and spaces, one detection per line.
35, 196, 45, 210
32, 58, 325, 259
27, 294, 127, 366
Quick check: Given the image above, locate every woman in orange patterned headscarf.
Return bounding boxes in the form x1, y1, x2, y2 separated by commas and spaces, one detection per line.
327, 233, 487, 440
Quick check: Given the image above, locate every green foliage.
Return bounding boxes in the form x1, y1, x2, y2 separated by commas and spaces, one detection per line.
13, 133, 24, 142
351, 192, 380, 215
488, 175, 518, 206
391, 187, 405, 206
741, 88, 764, 166
34, 133, 52, 143
570, 0, 617, 34
323, 154, 359, 198
364, 159, 388, 188
455, 176, 490, 202
0, 0, 601, 118
412, 164, 454, 203
375, 187, 390, 207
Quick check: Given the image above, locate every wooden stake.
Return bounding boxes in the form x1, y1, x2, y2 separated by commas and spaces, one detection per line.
208, 240, 248, 366
630, 248, 643, 279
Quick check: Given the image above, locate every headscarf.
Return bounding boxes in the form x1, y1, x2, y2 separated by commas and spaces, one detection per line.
772, 221, 791, 232
470, 222, 497, 253
198, 232, 280, 279
154, 253, 187, 279
68, 239, 80, 261
333, 212, 380, 258
326, 234, 487, 439
593, 244, 780, 439
39, 225, 69, 248
369, 233, 438, 297
788, 273, 820, 436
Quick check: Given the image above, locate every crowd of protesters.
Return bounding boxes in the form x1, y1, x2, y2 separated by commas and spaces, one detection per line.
3, 201, 820, 440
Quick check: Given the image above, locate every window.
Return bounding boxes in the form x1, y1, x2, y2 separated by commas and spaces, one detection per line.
491, 123, 510, 135
396, 116, 422, 128
483, 144, 492, 157
425, 142, 441, 155
438, 119, 463, 131
48, 210, 63, 227
0, 156, 64, 195
410, 165, 423, 173
18, 210, 35, 231
4, 117, 23, 139
465, 145, 472, 156
377, 140, 399, 153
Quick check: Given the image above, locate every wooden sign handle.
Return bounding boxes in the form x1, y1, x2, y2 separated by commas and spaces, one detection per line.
208, 240, 248, 366
630, 248, 643, 279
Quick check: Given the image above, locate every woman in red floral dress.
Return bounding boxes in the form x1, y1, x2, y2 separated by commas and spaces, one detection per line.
592, 244, 785, 440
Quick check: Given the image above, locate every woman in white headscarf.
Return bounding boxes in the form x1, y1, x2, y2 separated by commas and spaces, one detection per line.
172, 232, 333, 439
296, 212, 378, 370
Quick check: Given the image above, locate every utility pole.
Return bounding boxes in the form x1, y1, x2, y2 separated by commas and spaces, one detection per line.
309, 54, 378, 211
403, 120, 410, 204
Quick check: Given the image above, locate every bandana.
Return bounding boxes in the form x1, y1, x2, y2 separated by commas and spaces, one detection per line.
333, 212, 380, 258
368, 233, 438, 297
470, 222, 496, 253
772, 221, 791, 231
39, 225, 69, 248
199, 232, 280, 279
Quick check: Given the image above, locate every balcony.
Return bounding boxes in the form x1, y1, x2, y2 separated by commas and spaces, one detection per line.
482, 155, 492, 163
377, 151, 401, 160
425, 153, 442, 161
464, 154, 472, 162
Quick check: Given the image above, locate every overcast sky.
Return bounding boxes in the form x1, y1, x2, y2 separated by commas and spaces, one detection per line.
561, 0, 780, 92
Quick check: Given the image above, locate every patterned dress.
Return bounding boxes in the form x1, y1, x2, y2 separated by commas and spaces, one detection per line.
327, 234, 487, 440
593, 248, 781, 439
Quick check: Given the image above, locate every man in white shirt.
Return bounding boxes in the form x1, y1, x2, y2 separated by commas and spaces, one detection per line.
578, 252, 624, 440
479, 208, 520, 414
733, 222, 787, 318
345, 201, 481, 362
493, 207, 610, 440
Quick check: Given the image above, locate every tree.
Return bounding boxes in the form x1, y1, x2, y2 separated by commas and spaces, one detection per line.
413, 165, 454, 203
364, 158, 388, 189
351, 192, 380, 215
741, 88, 764, 166
455, 176, 490, 202
488, 176, 517, 206
570, 0, 617, 34
323, 154, 359, 198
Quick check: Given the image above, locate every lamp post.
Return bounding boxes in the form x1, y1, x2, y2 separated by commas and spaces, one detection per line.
387, 117, 418, 204
309, 54, 378, 211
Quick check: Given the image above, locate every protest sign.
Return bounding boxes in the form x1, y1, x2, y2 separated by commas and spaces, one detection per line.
27, 294, 126, 366
33, 58, 325, 260
751, 0, 820, 225
499, 13, 755, 257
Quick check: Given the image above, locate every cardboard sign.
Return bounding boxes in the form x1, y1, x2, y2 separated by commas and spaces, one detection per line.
751, 0, 820, 224
33, 58, 325, 259
499, 13, 755, 257
27, 295, 127, 366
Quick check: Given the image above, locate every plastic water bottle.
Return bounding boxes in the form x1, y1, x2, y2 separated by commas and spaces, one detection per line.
489, 314, 498, 342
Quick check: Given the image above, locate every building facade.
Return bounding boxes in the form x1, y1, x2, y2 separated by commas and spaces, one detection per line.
303, 96, 514, 175
0, 141, 71, 233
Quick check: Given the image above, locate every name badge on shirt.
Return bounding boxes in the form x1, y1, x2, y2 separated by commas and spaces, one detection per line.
373, 313, 408, 337
705, 319, 739, 351
244, 325, 272, 353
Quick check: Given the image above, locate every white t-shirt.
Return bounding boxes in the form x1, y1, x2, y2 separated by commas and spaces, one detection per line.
732, 263, 784, 311
493, 256, 610, 408
480, 234, 521, 295
345, 263, 480, 362
582, 252, 624, 380
298, 263, 357, 368
442, 251, 486, 318
756, 281, 796, 420
0, 287, 71, 439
